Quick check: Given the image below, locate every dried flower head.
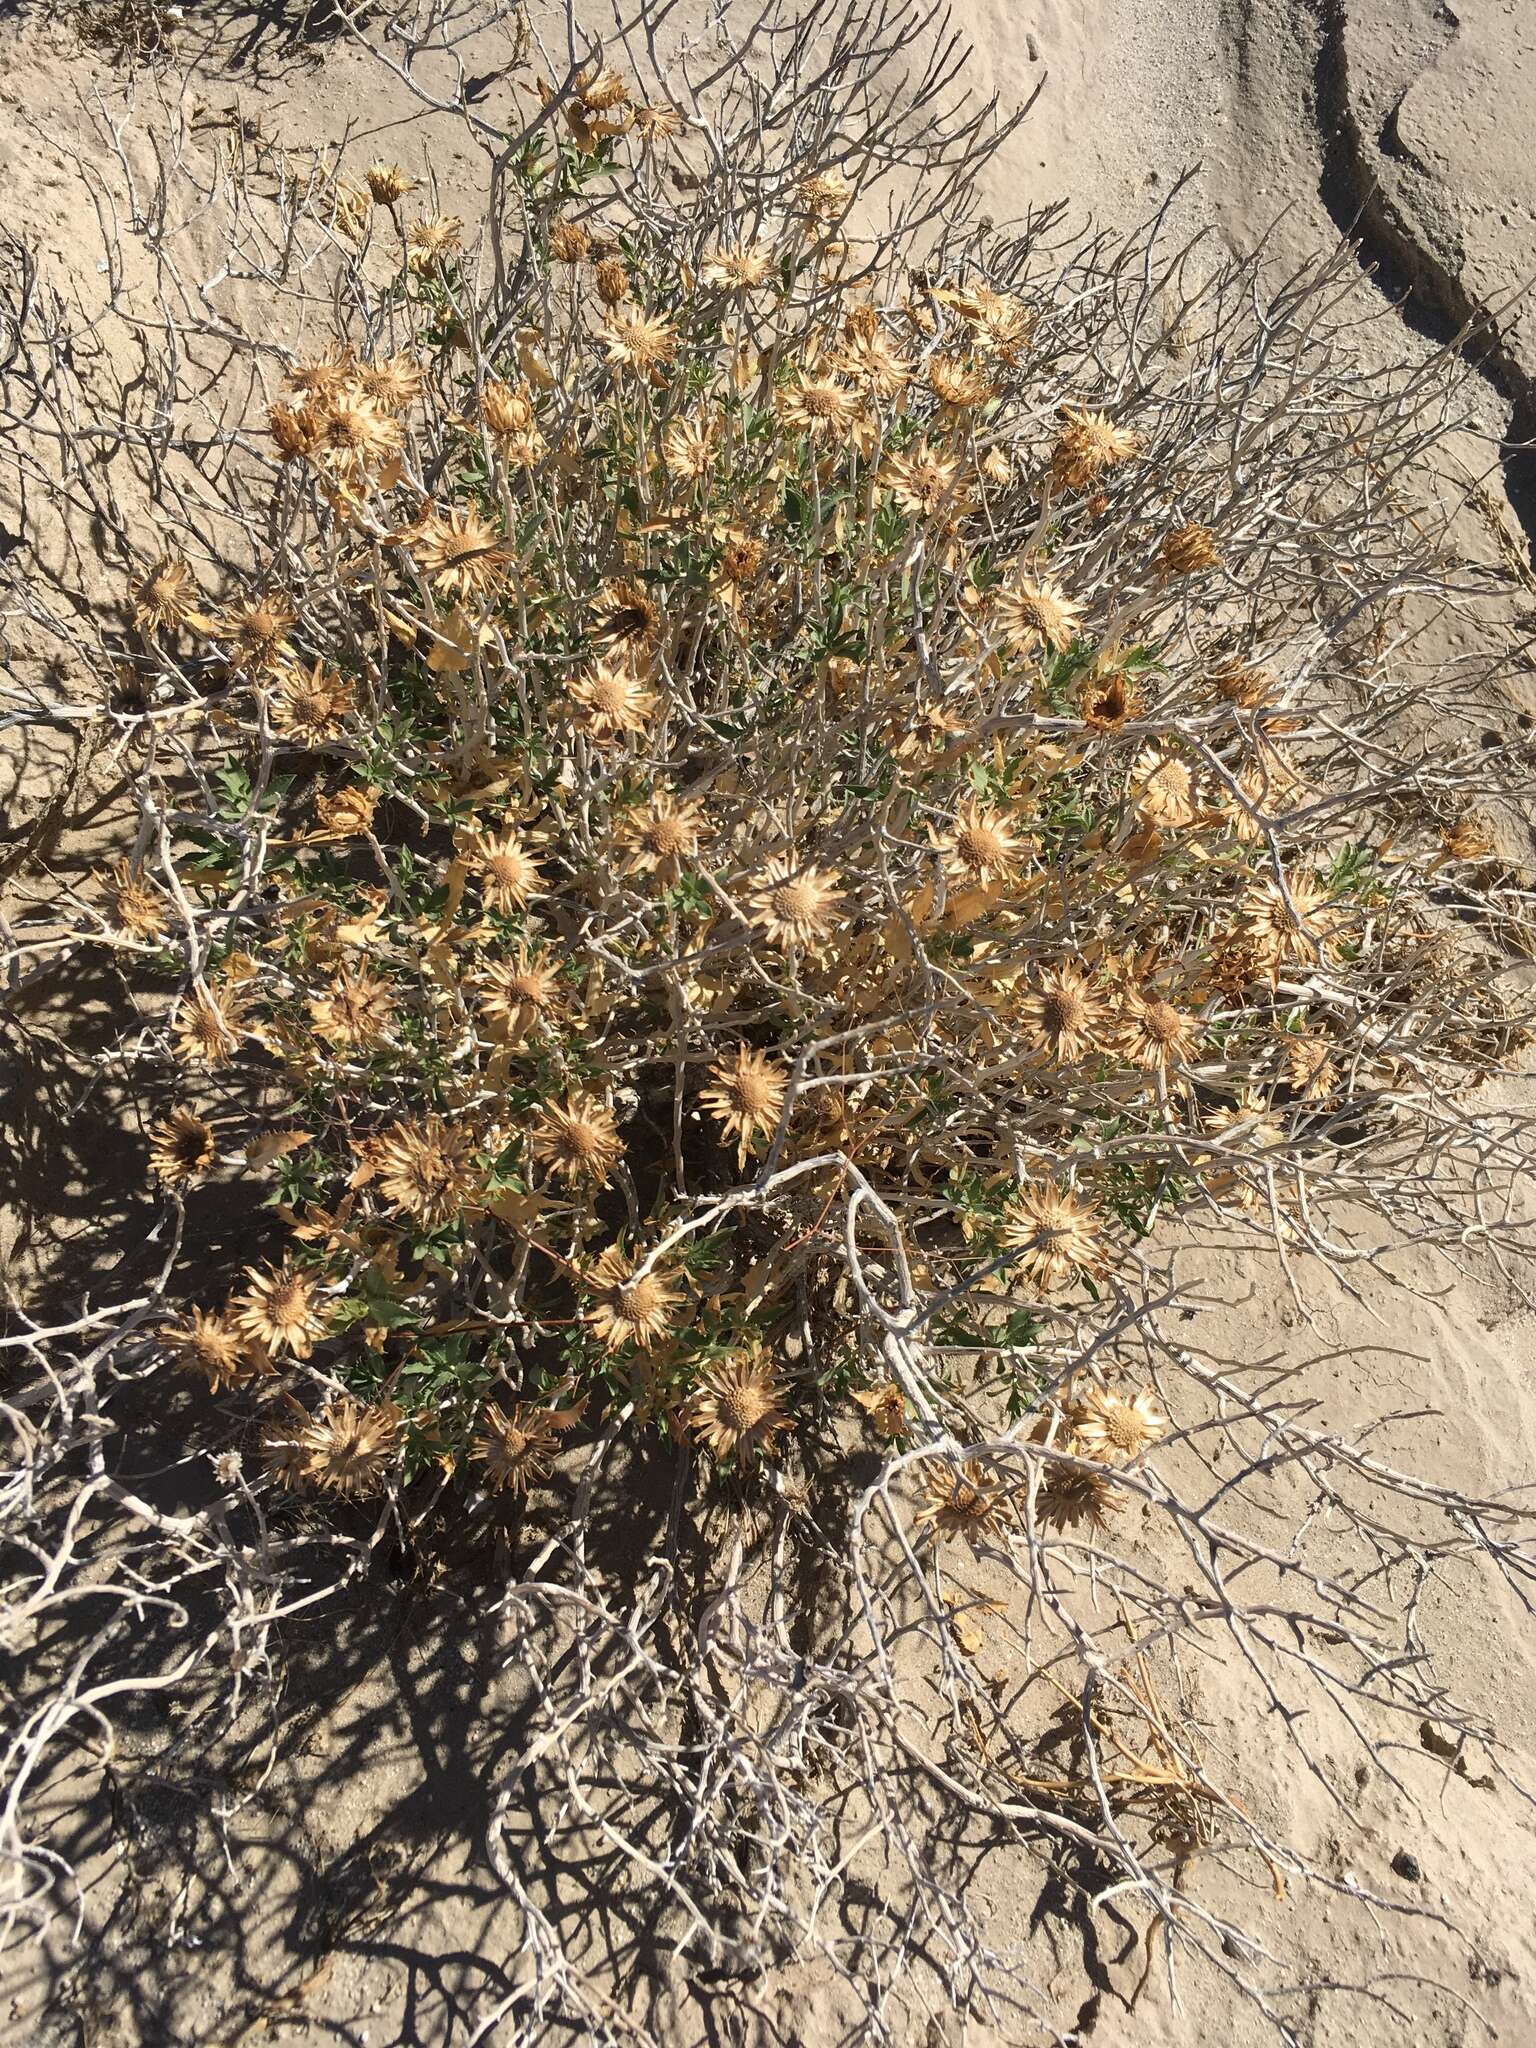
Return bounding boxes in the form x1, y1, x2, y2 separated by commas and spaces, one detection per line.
1002, 1179, 1105, 1291
132, 557, 209, 635
778, 373, 861, 442
750, 858, 845, 949
533, 1098, 623, 1185
162, 1307, 263, 1392
620, 793, 707, 877
567, 657, 657, 741
916, 1459, 1012, 1547
471, 828, 543, 914
413, 504, 512, 598
1072, 1384, 1167, 1463
927, 354, 994, 407
797, 169, 855, 220
601, 306, 678, 372
175, 990, 245, 1069
995, 575, 1084, 655
475, 1402, 560, 1494
272, 660, 355, 746
310, 967, 395, 1052
1131, 748, 1200, 831
301, 1398, 402, 1494
407, 215, 463, 275
702, 241, 773, 289
549, 218, 592, 264
935, 800, 1025, 887
1158, 522, 1222, 578
365, 161, 415, 204
148, 1107, 216, 1187
700, 1046, 789, 1161
234, 1261, 328, 1360
311, 785, 378, 840
1020, 963, 1105, 1064
881, 441, 966, 519
584, 1245, 682, 1351
107, 858, 168, 940
1051, 407, 1140, 491
1080, 667, 1144, 731
1119, 991, 1202, 1071
368, 1114, 479, 1228
218, 593, 295, 674
1037, 1462, 1119, 1535
686, 1347, 793, 1459
480, 950, 561, 1041
662, 413, 715, 481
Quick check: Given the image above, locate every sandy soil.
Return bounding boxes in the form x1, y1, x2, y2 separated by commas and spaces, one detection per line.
3, 1, 1535, 2043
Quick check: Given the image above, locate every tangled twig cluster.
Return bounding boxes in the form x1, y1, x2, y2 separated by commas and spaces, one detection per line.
4, 0, 1536, 2037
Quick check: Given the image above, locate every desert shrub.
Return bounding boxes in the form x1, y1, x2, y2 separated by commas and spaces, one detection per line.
4, 0, 1536, 2037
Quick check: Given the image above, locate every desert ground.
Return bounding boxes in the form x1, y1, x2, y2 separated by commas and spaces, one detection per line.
2, 1, 1535, 2044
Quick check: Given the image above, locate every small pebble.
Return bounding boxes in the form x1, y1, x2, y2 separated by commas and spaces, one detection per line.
1392, 1849, 1423, 1882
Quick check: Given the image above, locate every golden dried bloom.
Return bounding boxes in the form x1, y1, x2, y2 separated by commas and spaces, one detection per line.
272, 660, 356, 746
592, 576, 661, 649
1073, 1384, 1166, 1463
1119, 990, 1203, 1071
480, 949, 561, 1041
161, 1307, 264, 1392
1210, 655, 1277, 709
1240, 871, 1348, 968
700, 1046, 789, 1160
412, 504, 512, 599
928, 353, 995, 407
1002, 1178, 1105, 1291
1050, 406, 1140, 491
356, 352, 425, 412
797, 168, 855, 220
234, 1261, 328, 1360
107, 857, 168, 939
328, 182, 371, 241
365, 161, 415, 204
132, 557, 209, 635
1283, 1033, 1340, 1100
1020, 963, 1106, 1064
533, 1098, 623, 1185
549, 218, 592, 264
633, 102, 686, 140
311, 785, 378, 840
935, 800, 1025, 887
217, 593, 295, 674
882, 441, 967, 518
1131, 747, 1200, 830
310, 967, 394, 1051
621, 793, 707, 876
286, 350, 356, 401
268, 402, 323, 460
578, 65, 630, 111
995, 575, 1084, 655
148, 1107, 216, 1187
750, 857, 846, 949
479, 377, 535, 440
1080, 667, 1144, 731
471, 828, 543, 914
717, 532, 765, 593
313, 394, 404, 477
1441, 815, 1496, 863
835, 325, 913, 398
301, 1398, 402, 1495
916, 1459, 1012, 1547
407, 215, 463, 275
702, 240, 773, 290
584, 1245, 682, 1351
686, 1348, 793, 1459
475, 1402, 559, 1495
601, 306, 679, 371
1037, 1463, 1118, 1535
1205, 1092, 1287, 1157
851, 1380, 907, 1438
662, 413, 715, 480
369, 1114, 478, 1228
777, 373, 860, 442
175, 990, 245, 1069
567, 657, 657, 741
593, 256, 630, 305
1158, 521, 1222, 578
